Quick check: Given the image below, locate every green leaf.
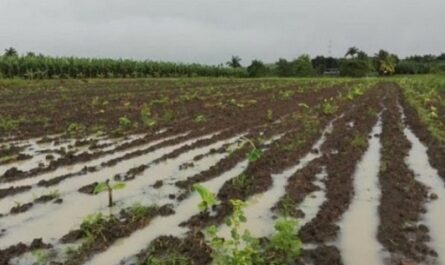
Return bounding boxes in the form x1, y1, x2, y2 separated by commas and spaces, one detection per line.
112, 182, 126, 190
193, 184, 217, 212
93, 182, 108, 194
247, 148, 262, 162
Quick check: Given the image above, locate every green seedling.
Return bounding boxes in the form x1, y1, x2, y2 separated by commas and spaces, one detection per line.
94, 179, 126, 207
241, 136, 262, 162
194, 114, 207, 123
193, 184, 217, 213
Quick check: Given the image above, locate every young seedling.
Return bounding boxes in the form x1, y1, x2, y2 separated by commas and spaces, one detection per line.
241, 136, 262, 162
193, 184, 217, 213
93, 179, 126, 207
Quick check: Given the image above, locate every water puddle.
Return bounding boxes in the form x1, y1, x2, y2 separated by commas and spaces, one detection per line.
404, 123, 445, 264
338, 117, 385, 265
0, 132, 185, 189
0, 135, 237, 248
219, 121, 334, 238
85, 160, 249, 265
298, 169, 327, 227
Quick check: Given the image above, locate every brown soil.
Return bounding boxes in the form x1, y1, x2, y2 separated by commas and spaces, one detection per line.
0, 238, 52, 265
377, 84, 433, 264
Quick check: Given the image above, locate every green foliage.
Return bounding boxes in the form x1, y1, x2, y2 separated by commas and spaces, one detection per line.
246, 148, 262, 162
80, 213, 109, 241
231, 174, 250, 190
193, 184, 217, 213
207, 200, 262, 265
93, 181, 126, 194
0, 115, 19, 132
322, 98, 338, 115
118, 116, 132, 130
32, 249, 50, 265
128, 202, 152, 220
227, 56, 242, 68
247, 60, 268, 77
294, 54, 315, 77
346, 85, 365, 100
205, 200, 302, 265
140, 104, 157, 128
146, 254, 188, 265
351, 133, 367, 149
66, 122, 86, 136
194, 114, 207, 123
0, 52, 246, 79
277, 90, 295, 100
268, 218, 302, 264
375, 50, 397, 76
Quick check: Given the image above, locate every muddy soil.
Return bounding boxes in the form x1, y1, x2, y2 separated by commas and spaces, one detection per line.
377, 84, 433, 264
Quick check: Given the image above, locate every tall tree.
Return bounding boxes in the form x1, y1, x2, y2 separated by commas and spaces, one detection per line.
4, 47, 18, 57
345, 47, 359, 58
227, 56, 242, 68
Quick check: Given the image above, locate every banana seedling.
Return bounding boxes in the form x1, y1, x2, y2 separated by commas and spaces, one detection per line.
93, 179, 126, 207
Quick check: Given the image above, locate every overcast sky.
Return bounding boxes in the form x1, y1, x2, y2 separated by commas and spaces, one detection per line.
0, 0, 444, 65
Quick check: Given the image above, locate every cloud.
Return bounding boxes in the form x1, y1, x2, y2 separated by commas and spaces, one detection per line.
0, 0, 443, 64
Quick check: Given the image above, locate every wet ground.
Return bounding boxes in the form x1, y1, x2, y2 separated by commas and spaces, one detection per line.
1, 80, 444, 265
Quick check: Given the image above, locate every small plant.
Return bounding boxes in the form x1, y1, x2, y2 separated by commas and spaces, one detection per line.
93, 179, 126, 207
193, 184, 217, 213
194, 114, 207, 123
140, 104, 158, 128
322, 98, 337, 115
351, 133, 367, 149
118, 116, 132, 130
267, 218, 302, 264
80, 213, 109, 244
231, 174, 249, 190
66, 122, 86, 136
128, 202, 153, 220
206, 199, 262, 265
266, 109, 273, 121
241, 136, 262, 162
278, 90, 294, 100
32, 249, 50, 265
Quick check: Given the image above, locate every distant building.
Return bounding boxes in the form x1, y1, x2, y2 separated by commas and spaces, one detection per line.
323, 68, 340, 76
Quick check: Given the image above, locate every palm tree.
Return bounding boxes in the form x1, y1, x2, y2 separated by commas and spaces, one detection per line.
345, 47, 359, 58
227, 56, 242, 68
4, 47, 18, 57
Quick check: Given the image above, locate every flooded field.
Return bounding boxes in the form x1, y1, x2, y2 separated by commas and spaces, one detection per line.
1, 78, 445, 265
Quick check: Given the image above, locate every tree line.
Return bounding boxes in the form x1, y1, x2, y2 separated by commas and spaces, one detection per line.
237, 47, 445, 77
0, 48, 245, 79
1, 47, 444, 79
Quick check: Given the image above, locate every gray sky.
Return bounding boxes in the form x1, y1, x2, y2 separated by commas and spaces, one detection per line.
0, 0, 444, 65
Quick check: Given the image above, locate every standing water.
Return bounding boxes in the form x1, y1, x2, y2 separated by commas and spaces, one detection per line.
338, 117, 385, 265
404, 125, 445, 264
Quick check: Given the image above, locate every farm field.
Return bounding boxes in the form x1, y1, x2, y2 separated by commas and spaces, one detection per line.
0, 77, 444, 265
